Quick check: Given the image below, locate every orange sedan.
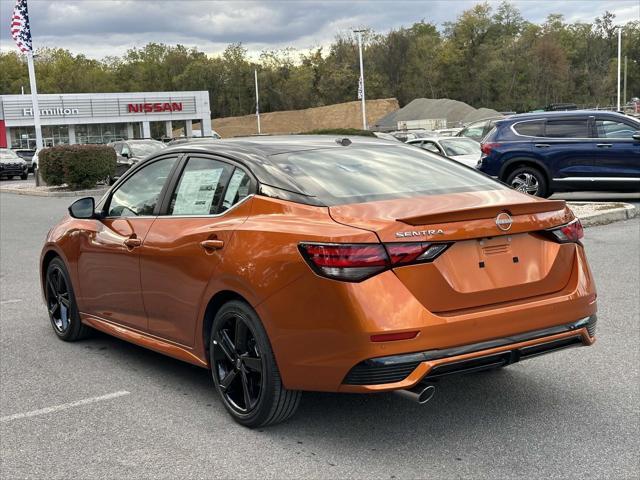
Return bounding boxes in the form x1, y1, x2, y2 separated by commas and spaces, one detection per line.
40, 136, 597, 427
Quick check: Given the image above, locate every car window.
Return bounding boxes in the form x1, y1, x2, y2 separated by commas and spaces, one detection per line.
129, 141, 166, 157
460, 123, 486, 141
221, 168, 251, 212
270, 145, 504, 206
121, 143, 131, 156
168, 157, 233, 216
595, 119, 637, 139
513, 121, 544, 137
439, 138, 480, 156
107, 157, 177, 217
545, 120, 589, 138
421, 142, 441, 153
111, 142, 123, 154
482, 121, 496, 137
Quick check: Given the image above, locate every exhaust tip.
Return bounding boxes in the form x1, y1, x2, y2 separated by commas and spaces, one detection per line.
417, 384, 436, 404
393, 383, 437, 404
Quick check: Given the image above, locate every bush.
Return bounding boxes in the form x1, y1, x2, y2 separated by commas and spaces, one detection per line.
303, 128, 377, 137
39, 145, 116, 190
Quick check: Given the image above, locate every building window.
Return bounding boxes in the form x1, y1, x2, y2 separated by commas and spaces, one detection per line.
10, 126, 36, 149
42, 125, 69, 146
75, 123, 128, 144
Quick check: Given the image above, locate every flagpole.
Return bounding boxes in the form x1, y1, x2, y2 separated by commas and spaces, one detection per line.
354, 30, 367, 130
254, 69, 261, 135
26, 51, 43, 149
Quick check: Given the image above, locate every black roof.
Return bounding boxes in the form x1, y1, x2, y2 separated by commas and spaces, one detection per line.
164, 134, 396, 155
154, 135, 401, 204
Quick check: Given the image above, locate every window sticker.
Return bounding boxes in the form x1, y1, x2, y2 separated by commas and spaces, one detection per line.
173, 168, 222, 215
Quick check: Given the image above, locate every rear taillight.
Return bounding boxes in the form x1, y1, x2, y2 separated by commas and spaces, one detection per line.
480, 142, 500, 156
546, 219, 584, 243
385, 242, 450, 265
299, 242, 450, 282
298, 243, 388, 281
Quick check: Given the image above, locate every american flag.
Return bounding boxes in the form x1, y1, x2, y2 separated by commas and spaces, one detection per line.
10, 0, 33, 54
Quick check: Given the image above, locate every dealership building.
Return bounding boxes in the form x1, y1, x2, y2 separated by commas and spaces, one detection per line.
0, 91, 212, 149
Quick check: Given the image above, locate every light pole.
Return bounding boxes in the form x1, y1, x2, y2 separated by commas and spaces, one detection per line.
354, 29, 367, 130
254, 69, 261, 134
617, 26, 622, 111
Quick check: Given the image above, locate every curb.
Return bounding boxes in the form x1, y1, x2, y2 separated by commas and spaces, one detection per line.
568, 202, 638, 227
0, 187, 107, 198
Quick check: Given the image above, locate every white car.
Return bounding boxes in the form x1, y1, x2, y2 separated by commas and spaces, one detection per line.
31, 147, 42, 171
0, 148, 29, 180
406, 137, 481, 168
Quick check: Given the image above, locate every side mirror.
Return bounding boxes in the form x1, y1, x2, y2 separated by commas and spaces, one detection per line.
633, 133, 640, 141
69, 197, 97, 219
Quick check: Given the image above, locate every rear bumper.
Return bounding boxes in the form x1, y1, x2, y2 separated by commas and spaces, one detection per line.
339, 315, 595, 392
260, 243, 596, 392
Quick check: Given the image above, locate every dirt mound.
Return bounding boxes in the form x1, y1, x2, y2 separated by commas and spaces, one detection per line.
206, 99, 399, 138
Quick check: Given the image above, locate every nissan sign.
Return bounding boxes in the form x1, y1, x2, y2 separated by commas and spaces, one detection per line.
128, 102, 183, 113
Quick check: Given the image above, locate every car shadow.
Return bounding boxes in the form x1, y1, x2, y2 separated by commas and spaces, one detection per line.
80, 328, 596, 451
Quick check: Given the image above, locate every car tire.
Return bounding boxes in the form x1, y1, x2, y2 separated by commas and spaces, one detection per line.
505, 165, 549, 197
209, 300, 301, 428
45, 257, 91, 341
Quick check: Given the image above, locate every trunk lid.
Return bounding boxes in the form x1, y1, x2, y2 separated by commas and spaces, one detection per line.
329, 189, 577, 312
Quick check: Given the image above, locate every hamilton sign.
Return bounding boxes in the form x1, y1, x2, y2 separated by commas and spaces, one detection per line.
22, 107, 80, 117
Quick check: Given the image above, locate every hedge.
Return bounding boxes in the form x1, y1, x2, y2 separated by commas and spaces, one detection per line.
39, 145, 117, 190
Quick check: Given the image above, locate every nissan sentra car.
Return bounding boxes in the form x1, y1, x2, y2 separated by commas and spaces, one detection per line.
40, 135, 597, 427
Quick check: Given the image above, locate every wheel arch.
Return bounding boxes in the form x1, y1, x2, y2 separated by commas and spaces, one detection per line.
202, 290, 252, 360
40, 247, 67, 300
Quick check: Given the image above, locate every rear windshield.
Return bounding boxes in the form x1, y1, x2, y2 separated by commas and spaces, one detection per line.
269, 145, 504, 205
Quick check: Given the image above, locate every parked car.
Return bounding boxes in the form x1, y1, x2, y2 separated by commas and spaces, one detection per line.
13, 148, 36, 172
390, 129, 437, 142
31, 147, 42, 173
406, 137, 481, 168
433, 128, 463, 137
372, 132, 401, 142
107, 139, 167, 182
41, 135, 597, 427
456, 117, 503, 142
0, 148, 28, 180
478, 111, 640, 197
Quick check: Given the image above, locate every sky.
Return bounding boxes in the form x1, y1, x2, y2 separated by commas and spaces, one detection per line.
1, 0, 639, 59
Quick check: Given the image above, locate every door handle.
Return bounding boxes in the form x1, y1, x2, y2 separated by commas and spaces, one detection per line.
200, 239, 224, 251
123, 237, 142, 249
596, 143, 612, 148
534, 143, 550, 148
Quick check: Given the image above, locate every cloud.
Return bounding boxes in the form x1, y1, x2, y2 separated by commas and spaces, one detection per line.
1, 0, 638, 59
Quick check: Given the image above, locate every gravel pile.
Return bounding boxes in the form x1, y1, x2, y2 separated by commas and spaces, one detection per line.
373, 98, 502, 131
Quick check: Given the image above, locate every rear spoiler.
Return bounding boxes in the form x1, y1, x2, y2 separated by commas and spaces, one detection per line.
397, 200, 567, 225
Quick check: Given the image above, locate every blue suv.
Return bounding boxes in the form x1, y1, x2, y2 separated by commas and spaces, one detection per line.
478, 111, 640, 197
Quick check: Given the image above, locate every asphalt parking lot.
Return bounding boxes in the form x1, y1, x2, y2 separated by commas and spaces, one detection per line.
1, 192, 638, 479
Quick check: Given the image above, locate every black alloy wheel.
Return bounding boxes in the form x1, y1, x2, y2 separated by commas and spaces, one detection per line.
210, 301, 301, 427
45, 257, 90, 341
212, 312, 264, 413
46, 264, 72, 334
